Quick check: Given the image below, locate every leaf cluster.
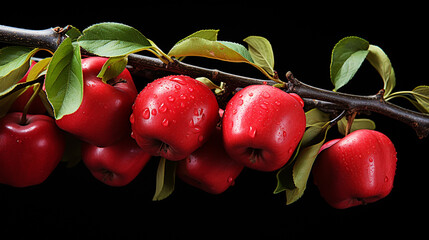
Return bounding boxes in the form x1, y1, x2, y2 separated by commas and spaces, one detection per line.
330, 36, 429, 113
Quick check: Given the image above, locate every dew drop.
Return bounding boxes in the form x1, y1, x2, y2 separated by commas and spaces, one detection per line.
159, 103, 167, 113
232, 109, 237, 115
168, 96, 175, 102
171, 77, 187, 85
194, 126, 201, 133
227, 177, 235, 186
188, 87, 194, 92
175, 84, 181, 90
151, 109, 157, 116
260, 103, 268, 110
180, 102, 185, 108
275, 101, 281, 106
248, 126, 257, 138
288, 147, 293, 154
142, 108, 150, 119
369, 158, 374, 162
384, 176, 389, 182
283, 131, 287, 137
238, 99, 244, 106
262, 92, 270, 98
248, 92, 253, 97
131, 131, 135, 139
16, 139, 22, 144
162, 119, 169, 127
198, 135, 204, 142
189, 119, 194, 127
180, 94, 187, 100
130, 113, 135, 123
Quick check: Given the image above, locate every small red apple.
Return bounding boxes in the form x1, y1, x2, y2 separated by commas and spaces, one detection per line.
176, 128, 244, 194
82, 136, 152, 187
56, 57, 138, 147
222, 85, 306, 171
130, 75, 219, 161
312, 129, 397, 209
0, 112, 65, 187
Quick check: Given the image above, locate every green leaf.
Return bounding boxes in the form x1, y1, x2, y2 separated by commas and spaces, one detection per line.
337, 117, 376, 135
0, 46, 39, 94
243, 36, 275, 75
305, 108, 331, 127
168, 37, 254, 63
65, 25, 82, 41
366, 44, 396, 97
174, 29, 219, 45
97, 56, 128, 83
411, 85, 429, 113
153, 158, 177, 201
78, 22, 152, 57
45, 38, 83, 120
330, 36, 369, 91
274, 125, 330, 205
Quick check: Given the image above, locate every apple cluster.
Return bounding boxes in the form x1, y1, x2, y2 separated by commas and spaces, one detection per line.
0, 57, 398, 209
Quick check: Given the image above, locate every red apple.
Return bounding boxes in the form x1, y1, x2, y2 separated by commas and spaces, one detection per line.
56, 57, 138, 147
222, 85, 306, 171
312, 129, 397, 209
130, 75, 219, 161
176, 128, 244, 194
0, 112, 65, 187
82, 136, 152, 187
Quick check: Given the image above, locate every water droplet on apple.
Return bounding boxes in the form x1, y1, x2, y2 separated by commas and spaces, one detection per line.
168, 96, 175, 102
171, 77, 187, 85
248, 92, 254, 97
248, 126, 257, 138
175, 84, 181, 90
369, 158, 374, 162
275, 100, 281, 106
262, 92, 270, 98
130, 113, 136, 123
151, 109, 157, 116
238, 99, 244, 106
188, 87, 194, 92
288, 147, 293, 154
130, 131, 135, 139
162, 119, 169, 127
194, 126, 201, 133
142, 109, 150, 119
260, 103, 268, 110
159, 103, 167, 113
283, 131, 287, 137
180, 94, 187, 100
227, 177, 235, 186
384, 176, 389, 182
180, 102, 185, 108
232, 109, 237, 115
198, 135, 204, 142
16, 139, 22, 144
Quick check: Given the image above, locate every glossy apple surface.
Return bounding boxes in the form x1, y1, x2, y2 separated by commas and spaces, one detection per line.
0, 112, 65, 187
312, 129, 397, 209
222, 85, 306, 171
130, 75, 219, 161
56, 57, 138, 147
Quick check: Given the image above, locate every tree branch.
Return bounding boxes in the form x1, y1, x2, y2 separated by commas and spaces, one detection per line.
1, 24, 428, 138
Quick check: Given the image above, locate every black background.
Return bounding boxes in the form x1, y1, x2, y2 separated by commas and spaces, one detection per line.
1, 4, 428, 239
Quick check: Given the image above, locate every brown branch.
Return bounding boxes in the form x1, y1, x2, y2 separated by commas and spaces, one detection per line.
1, 24, 429, 138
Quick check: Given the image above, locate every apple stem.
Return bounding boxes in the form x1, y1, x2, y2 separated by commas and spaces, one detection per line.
20, 83, 41, 125
345, 112, 357, 136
